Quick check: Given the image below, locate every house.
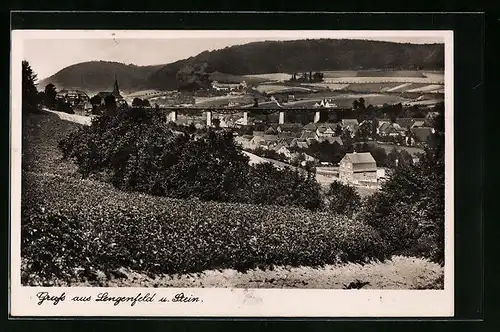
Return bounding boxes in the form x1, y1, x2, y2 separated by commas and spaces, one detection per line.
303, 122, 319, 132
395, 118, 414, 130
338, 152, 378, 185
392, 122, 408, 135
277, 137, 295, 146
303, 153, 317, 162
341, 119, 359, 135
265, 126, 278, 135
274, 144, 293, 159
426, 111, 440, 120
411, 120, 426, 128
250, 135, 265, 149
234, 117, 254, 127
260, 135, 279, 149
410, 127, 435, 144
300, 131, 319, 143
316, 123, 337, 138
378, 122, 401, 137
278, 131, 301, 139
314, 98, 338, 108
290, 138, 310, 150
263, 134, 279, 142
56, 89, 90, 107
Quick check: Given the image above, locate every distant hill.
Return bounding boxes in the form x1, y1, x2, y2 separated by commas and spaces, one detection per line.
39, 61, 164, 95
39, 39, 444, 94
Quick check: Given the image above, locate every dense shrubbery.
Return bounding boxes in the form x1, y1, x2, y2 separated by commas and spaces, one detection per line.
58, 107, 322, 210
21, 173, 387, 285
360, 132, 444, 263
325, 181, 362, 217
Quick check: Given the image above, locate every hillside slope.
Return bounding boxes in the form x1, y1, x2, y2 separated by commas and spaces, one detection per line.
39, 39, 444, 93
39, 61, 164, 95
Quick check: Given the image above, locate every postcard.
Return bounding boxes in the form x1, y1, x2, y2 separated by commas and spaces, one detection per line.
10, 29, 454, 317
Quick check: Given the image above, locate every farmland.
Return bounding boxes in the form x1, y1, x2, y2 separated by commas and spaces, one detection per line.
323, 70, 443, 79
242, 73, 292, 82
286, 93, 411, 108
194, 95, 256, 107
254, 84, 314, 94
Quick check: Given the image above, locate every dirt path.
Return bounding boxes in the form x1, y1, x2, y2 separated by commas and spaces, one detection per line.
60, 256, 443, 289
42, 108, 92, 126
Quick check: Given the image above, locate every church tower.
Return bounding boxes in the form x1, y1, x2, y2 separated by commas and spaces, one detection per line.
112, 74, 122, 99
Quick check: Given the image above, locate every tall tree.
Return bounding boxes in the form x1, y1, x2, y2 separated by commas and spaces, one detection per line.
44, 83, 57, 109
90, 94, 102, 106
362, 139, 444, 263
356, 120, 372, 141
22, 61, 39, 114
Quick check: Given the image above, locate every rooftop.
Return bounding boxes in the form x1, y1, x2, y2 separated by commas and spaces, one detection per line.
343, 152, 376, 164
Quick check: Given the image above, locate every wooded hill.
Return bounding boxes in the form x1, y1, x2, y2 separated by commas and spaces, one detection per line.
39, 39, 444, 93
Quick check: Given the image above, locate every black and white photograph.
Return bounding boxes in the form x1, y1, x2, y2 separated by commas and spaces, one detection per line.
10, 29, 453, 317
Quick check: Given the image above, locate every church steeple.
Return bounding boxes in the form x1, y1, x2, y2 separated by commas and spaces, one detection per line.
112, 74, 121, 97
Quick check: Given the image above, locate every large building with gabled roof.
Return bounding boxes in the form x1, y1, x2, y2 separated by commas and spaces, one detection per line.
339, 152, 377, 185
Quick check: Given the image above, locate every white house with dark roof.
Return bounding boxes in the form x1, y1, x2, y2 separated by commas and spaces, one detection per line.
315, 123, 337, 138
338, 152, 377, 185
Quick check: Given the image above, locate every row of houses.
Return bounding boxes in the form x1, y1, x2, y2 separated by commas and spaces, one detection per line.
235, 129, 344, 154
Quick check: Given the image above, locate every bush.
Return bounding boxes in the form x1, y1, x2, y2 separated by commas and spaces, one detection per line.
325, 181, 361, 217
246, 163, 323, 210
21, 173, 388, 285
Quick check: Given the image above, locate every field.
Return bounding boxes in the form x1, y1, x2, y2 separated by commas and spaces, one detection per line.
300, 83, 350, 90
406, 84, 444, 93
20, 110, 443, 288
286, 93, 411, 108
342, 82, 406, 93
194, 95, 256, 107
242, 73, 292, 82
237, 70, 444, 88
254, 84, 314, 94
323, 70, 443, 80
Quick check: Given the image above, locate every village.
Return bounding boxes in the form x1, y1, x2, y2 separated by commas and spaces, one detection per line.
51, 74, 440, 194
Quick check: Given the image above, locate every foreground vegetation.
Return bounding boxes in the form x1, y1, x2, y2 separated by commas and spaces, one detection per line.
22, 171, 386, 285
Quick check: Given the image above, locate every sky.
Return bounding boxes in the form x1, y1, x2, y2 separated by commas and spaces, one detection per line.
23, 35, 445, 80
